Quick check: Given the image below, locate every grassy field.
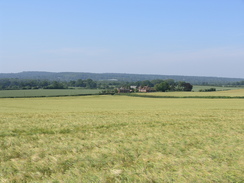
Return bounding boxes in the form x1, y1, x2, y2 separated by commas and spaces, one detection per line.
0, 91, 244, 182
192, 85, 243, 92
0, 89, 102, 98
0, 86, 243, 98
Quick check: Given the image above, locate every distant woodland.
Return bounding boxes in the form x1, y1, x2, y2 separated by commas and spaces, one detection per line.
0, 78, 193, 92
0, 71, 243, 85
0, 72, 243, 91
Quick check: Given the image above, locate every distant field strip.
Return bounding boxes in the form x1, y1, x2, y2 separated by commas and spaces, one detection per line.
129, 89, 244, 99
192, 85, 244, 92
1, 88, 244, 99
0, 95, 243, 182
0, 89, 102, 98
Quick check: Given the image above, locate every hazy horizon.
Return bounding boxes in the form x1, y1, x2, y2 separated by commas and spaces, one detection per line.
1, 70, 244, 79
1, 1, 244, 78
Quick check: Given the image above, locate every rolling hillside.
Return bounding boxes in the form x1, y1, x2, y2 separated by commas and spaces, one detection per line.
0, 71, 243, 85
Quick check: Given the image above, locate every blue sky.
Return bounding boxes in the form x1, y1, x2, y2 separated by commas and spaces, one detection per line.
0, 0, 244, 78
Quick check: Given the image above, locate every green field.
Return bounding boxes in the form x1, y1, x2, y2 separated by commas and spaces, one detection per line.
0, 90, 244, 182
0, 89, 102, 98
134, 89, 244, 98
1, 85, 243, 99
192, 85, 244, 92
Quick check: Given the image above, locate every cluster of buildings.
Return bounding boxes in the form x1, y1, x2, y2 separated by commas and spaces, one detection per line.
117, 86, 155, 93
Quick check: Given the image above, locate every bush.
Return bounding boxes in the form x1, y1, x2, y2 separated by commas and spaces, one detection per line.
199, 88, 216, 92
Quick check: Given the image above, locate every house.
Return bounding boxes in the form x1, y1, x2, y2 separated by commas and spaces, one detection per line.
138, 86, 155, 92
130, 86, 137, 90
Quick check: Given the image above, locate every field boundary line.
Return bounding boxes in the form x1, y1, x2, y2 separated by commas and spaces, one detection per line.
121, 94, 244, 99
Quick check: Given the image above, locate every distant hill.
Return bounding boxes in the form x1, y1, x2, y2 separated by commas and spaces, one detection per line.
0, 71, 243, 85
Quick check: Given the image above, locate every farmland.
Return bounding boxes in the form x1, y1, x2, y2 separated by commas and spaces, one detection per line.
192, 85, 244, 92
134, 89, 244, 98
0, 90, 244, 182
0, 89, 102, 98
0, 86, 244, 99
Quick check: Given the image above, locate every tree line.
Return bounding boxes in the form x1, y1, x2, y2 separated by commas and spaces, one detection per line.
228, 80, 244, 86
0, 78, 192, 91
0, 79, 97, 90
0, 78, 194, 92
117, 79, 193, 92
2, 77, 243, 92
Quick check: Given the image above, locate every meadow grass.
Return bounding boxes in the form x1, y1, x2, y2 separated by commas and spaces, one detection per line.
0, 94, 244, 182
0, 89, 102, 98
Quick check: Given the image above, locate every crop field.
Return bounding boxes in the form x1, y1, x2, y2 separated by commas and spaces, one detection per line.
0, 89, 102, 98
192, 85, 244, 92
135, 89, 244, 98
0, 92, 244, 182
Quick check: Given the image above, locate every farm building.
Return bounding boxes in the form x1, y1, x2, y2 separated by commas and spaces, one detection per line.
130, 86, 137, 90
138, 86, 155, 92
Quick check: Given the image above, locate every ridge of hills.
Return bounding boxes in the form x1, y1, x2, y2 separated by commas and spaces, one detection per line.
0, 71, 243, 85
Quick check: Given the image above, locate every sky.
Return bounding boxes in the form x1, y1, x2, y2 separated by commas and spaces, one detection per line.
0, 0, 244, 78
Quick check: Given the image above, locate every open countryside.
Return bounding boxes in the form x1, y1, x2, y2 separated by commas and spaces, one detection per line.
0, 89, 244, 182
1, 0, 244, 182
